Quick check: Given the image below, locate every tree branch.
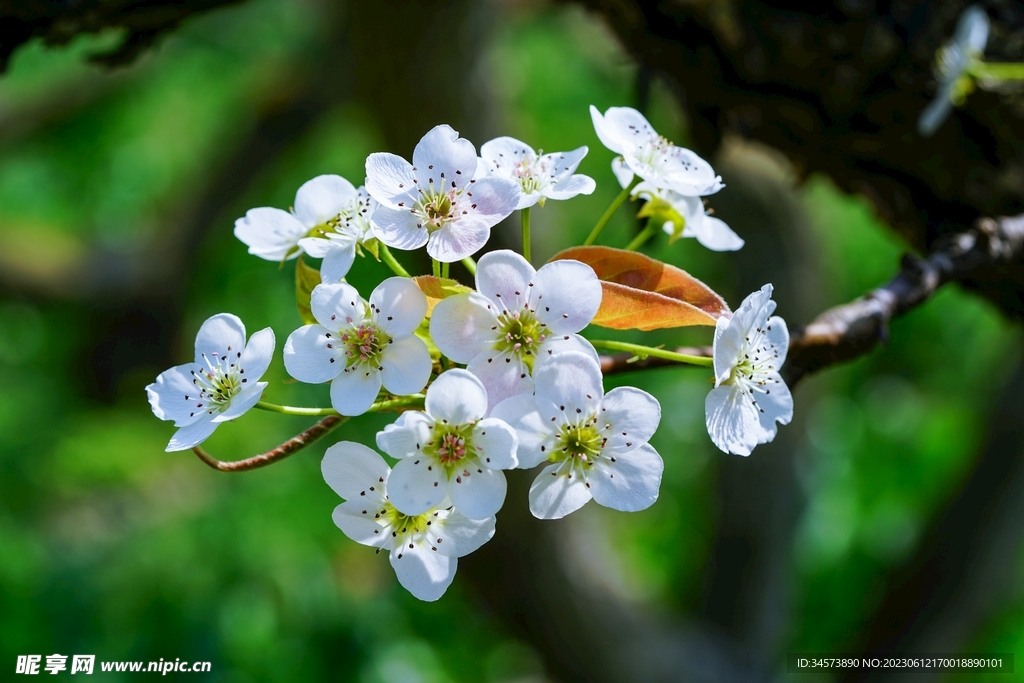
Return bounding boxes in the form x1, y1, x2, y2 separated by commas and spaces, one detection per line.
191, 414, 346, 473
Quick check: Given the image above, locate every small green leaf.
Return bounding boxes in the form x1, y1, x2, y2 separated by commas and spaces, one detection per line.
637, 195, 686, 244
359, 237, 380, 261
295, 255, 322, 325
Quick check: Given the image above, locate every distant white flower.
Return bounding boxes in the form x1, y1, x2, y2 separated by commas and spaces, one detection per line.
590, 105, 722, 196
322, 441, 495, 602
478, 136, 596, 209
491, 351, 664, 520
377, 369, 518, 520
429, 249, 603, 407
919, 5, 990, 137
234, 174, 377, 282
284, 278, 431, 416
147, 313, 274, 451
634, 182, 743, 251
705, 284, 793, 456
365, 125, 521, 262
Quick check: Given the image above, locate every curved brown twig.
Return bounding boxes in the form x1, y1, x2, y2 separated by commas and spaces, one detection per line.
192, 414, 346, 472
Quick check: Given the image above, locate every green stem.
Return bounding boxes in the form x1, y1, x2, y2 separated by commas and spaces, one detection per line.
461, 256, 477, 276
624, 222, 660, 251
522, 207, 532, 263
968, 60, 1024, 80
256, 401, 338, 416
378, 244, 411, 278
588, 339, 713, 367
584, 176, 641, 246
432, 258, 441, 278
370, 394, 426, 412
441, 261, 450, 279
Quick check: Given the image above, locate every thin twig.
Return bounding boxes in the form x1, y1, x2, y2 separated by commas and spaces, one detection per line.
192, 415, 347, 473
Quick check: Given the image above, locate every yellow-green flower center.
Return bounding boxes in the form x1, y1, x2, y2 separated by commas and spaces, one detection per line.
425, 422, 476, 474
552, 420, 605, 466
495, 309, 545, 369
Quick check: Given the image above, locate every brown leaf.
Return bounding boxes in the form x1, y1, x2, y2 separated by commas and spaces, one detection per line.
412, 276, 473, 317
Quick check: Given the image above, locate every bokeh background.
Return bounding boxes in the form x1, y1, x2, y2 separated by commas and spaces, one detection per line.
1, 1, 1022, 681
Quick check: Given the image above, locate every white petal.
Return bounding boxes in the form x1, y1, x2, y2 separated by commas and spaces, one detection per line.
611, 156, 635, 189
546, 173, 596, 201
370, 206, 430, 251
529, 464, 592, 519
480, 136, 535, 173
321, 440, 391, 501
413, 124, 480, 192
233, 207, 307, 261
588, 443, 663, 512
387, 456, 447, 516
434, 511, 495, 558
310, 282, 364, 331
475, 249, 535, 311
705, 384, 760, 456
294, 174, 357, 227
426, 219, 491, 262
429, 292, 498, 363
146, 364, 204, 426
713, 284, 774, 385
466, 349, 533, 408
332, 501, 388, 548
376, 410, 434, 459
536, 333, 599, 365
599, 386, 661, 454
489, 394, 554, 470
449, 466, 507, 520
590, 104, 654, 155
756, 373, 793, 439
425, 368, 488, 424
688, 215, 744, 251
365, 152, 416, 205
458, 176, 520, 225
283, 325, 343, 384
389, 541, 457, 602
370, 277, 428, 337
532, 350, 604, 416
531, 259, 601, 333
211, 381, 266, 422
471, 418, 518, 469
330, 365, 383, 416
766, 315, 789, 366
167, 416, 218, 451
238, 327, 275, 380
542, 145, 588, 182
380, 336, 432, 397
319, 244, 357, 283
194, 313, 246, 364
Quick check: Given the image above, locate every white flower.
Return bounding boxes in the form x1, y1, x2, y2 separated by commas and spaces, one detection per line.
478, 136, 596, 209
146, 313, 274, 451
234, 174, 378, 282
365, 125, 521, 262
705, 284, 793, 456
283, 277, 431, 416
377, 369, 518, 520
322, 441, 495, 601
590, 104, 722, 196
429, 249, 603, 407
918, 5, 990, 137
634, 183, 743, 251
491, 351, 664, 520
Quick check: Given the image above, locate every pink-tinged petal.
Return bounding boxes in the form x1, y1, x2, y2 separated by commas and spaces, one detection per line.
146, 363, 205, 426
532, 350, 603, 417
233, 207, 307, 261
429, 292, 498, 363
211, 381, 266, 422
321, 440, 391, 501
448, 466, 506, 520
330, 365, 383, 416
433, 511, 495, 558
480, 136, 536, 173
310, 282, 363, 331
756, 373, 793, 439
600, 386, 661, 455
389, 541, 457, 602
489, 394, 554, 469
412, 124, 479, 192
532, 259, 601, 333
475, 249, 535, 311
371, 277, 428, 337
387, 456, 447, 516
425, 369, 488, 424
332, 501, 389, 548
294, 174, 358, 227
588, 443, 663, 512
283, 324, 344, 384
460, 176, 520, 225
471, 418, 518, 469
376, 411, 434, 460
194, 313, 246, 364
545, 173, 596, 201
426, 219, 491, 262
365, 152, 416, 205
611, 156, 634, 189
370, 205, 430, 251
705, 383, 760, 456
167, 416, 218, 452
238, 327, 275, 380
380, 335, 432, 396
466, 349, 533, 408
319, 243, 358, 283
529, 464, 592, 519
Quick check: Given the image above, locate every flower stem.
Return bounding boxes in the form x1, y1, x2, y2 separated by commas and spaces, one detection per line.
584, 176, 640, 246
432, 258, 441, 278
369, 393, 426, 412
441, 261, 450, 279
624, 222, 660, 251
193, 415, 347, 473
522, 207, 532, 263
589, 339, 714, 367
461, 256, 477, 276
968, 60, 1024, 80
256, 401, 339, 416
379, 244, 411, 278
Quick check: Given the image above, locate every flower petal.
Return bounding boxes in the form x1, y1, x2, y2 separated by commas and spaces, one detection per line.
370, 205, 431, 251
546, 173, 596, 201
387, 456, 447, 516
532, 350, 604, 417
590, 105, 654, 156
471, 417, 518, 469
365, 152, 416, 205
233, 207, 306, 261
705, 383, 760, 456
588, 443, 663, 512
389, 540, 457, 602
310, 282, 364, 331
529, 464, 592, 519
489, 394, 554, 470
194, 313, 246, 364
294, 174, 357, 227
543, 145, 588, 181
332, 501, 389, 548
380, 335, 432, 397
434, 511, 495, 558
239, 327, 275, 380
475, 249, 535, 311
321, 440, 391, 501
283, 324, 343, 384
425, 368, 488, 424
429, 292, 498, 363
426, 219, 491, 262
412, 124, 479, 192
756, 373, 793, 439
536, 333, 599, 365
319, 244, 357, 284
376, 410, 434, 459
480, 136, 534, 172
611, 156, 634, 189
766, 315, 789, 366
599, 386, 661, 454
449, 466, 507, 520
466, 349, 533, 408
371, 277, 428, 337
211, 381, 266, 422
146, 363, 205, 426
330, 365, 383, 416
687, 215, 744, 252
532, 259, 601, 333
459, 176, 520, 227
167, 416, 218, 451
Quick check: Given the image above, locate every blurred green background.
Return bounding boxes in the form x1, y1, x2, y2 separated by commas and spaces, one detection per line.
1, 1, 1022, 681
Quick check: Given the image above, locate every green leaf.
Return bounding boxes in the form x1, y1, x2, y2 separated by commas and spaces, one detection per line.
295, 255, 322, 325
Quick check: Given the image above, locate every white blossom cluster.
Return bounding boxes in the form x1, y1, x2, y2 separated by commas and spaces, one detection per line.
146, 107, 794, 601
